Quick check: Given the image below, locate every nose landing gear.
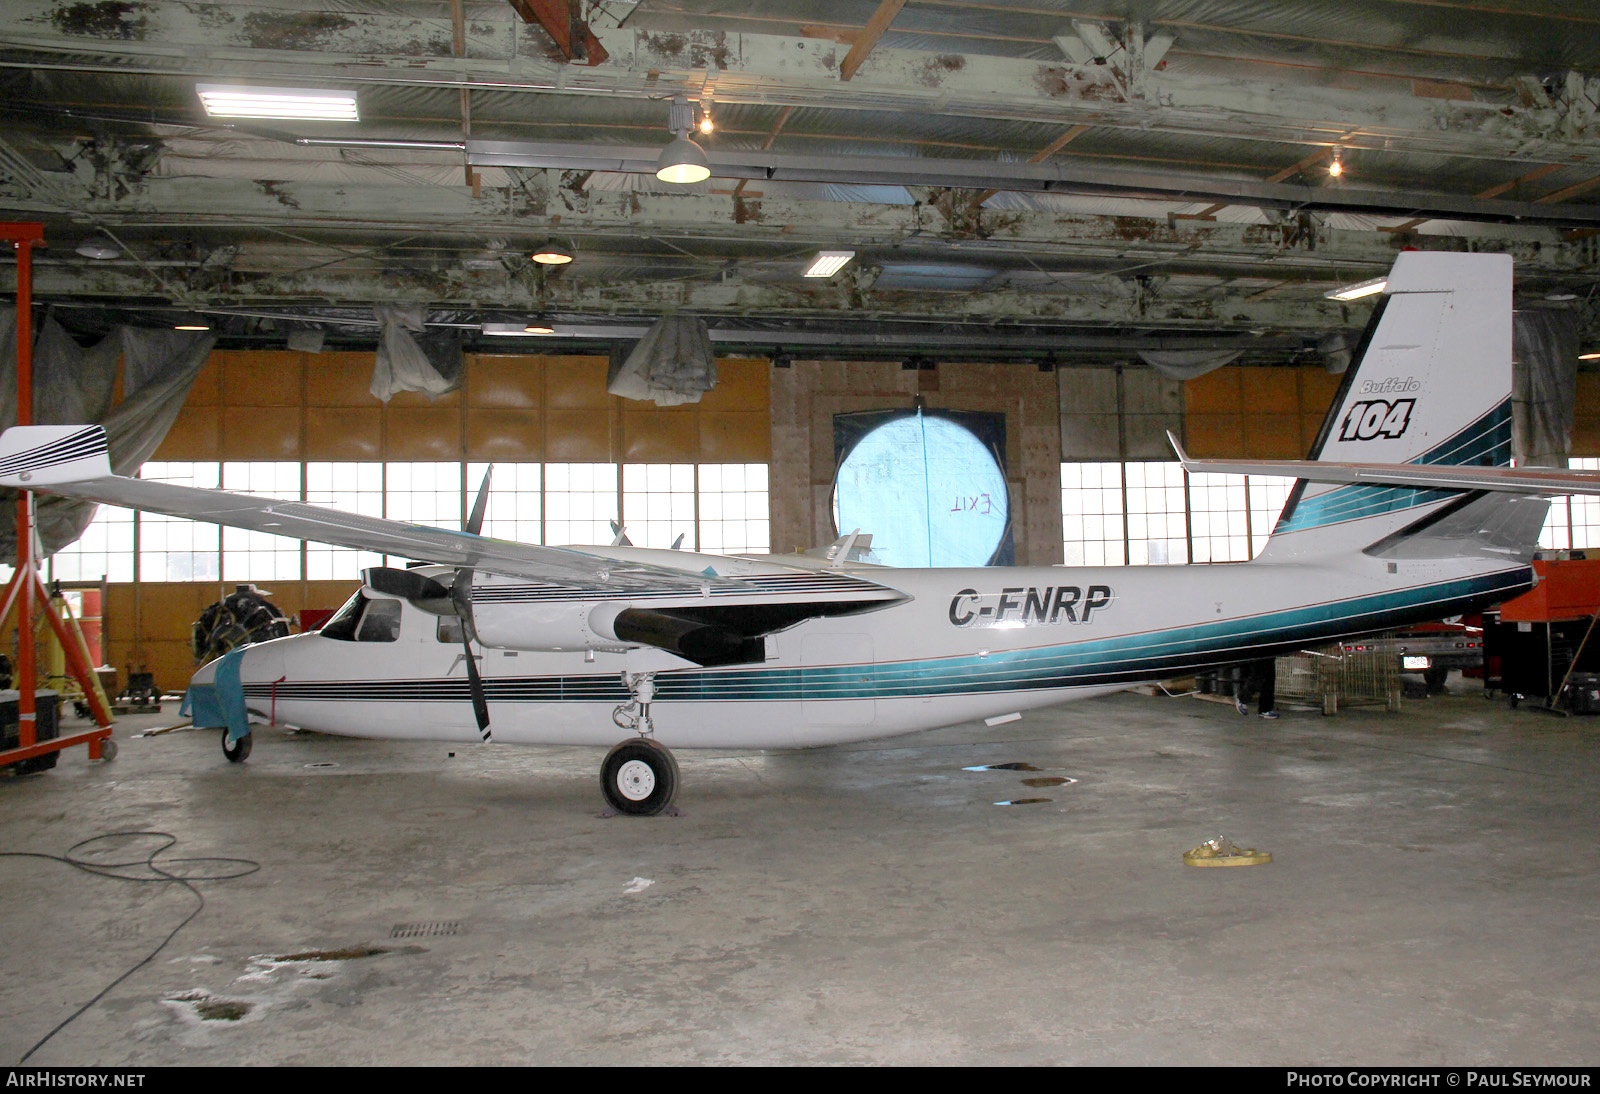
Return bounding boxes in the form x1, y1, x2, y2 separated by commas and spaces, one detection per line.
604, 672, 679, 815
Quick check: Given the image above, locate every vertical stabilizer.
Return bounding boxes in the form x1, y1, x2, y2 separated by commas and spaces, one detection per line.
1257, 252, 1516, 561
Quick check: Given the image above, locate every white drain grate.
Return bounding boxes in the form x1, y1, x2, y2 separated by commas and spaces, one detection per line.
390, 921, 462, 938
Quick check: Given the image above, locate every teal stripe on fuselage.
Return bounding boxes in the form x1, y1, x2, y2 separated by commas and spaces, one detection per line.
1276, 400, 1511, 536
652, 568, 1528, 702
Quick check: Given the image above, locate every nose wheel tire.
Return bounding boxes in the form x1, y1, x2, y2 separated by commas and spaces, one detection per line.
222, 732, 252, 763
601, 738, 678, 816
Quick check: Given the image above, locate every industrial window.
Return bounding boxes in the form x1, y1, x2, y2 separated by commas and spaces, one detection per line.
1541, 457, 1600, 551
1063, 462, 1294, 566
1060, 462, 1126, 566
44, 460, 771, 583
1186, 472, 1251, 563
221, 463, 302, 582
138, 463, 221, 582
697, 463, 770, 554
1124, 462, 1190, 565
623, 464, 697, 550
49, 504, 134, 583
305, 462, 385, 580
543, 463, 620, 548
832, 409, 1012, 568
384, 462, 463, 529
468, 463, 541, 546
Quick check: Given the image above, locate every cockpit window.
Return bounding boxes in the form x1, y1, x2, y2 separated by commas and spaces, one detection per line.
355, 599, 402, 642
319, 592, 402, 642
319, 591, 367, 641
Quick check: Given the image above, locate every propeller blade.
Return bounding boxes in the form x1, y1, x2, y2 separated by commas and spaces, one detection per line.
363, 565, 450, 602
461, 629, 492, 742
448, 565, 489, 739
467, 466, 492, 537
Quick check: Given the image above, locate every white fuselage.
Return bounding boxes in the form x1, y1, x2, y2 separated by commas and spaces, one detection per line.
202, 546, 1532, 750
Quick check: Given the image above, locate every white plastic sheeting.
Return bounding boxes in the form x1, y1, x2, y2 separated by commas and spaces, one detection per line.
0, 308, 214, 556
1137, 347, 1241, 380
1513, 309, 1579, 468
607, 316, 718, 406
370, 304, 463, 402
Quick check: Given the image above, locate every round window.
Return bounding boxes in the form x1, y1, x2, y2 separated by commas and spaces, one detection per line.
833, 412, 1009, 567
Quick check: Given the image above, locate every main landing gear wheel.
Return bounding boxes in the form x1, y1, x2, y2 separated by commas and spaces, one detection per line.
601, 738, 679, 816
222, 732, 252, 763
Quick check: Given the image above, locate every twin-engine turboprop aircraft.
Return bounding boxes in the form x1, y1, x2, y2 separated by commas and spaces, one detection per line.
4, 251, 1599, 815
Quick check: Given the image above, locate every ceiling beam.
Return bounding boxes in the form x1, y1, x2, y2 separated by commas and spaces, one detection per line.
840, 0, 908, 81
504, 0, 608, 66
2, 1, 1597, 164
7, 262, 1360, 335
465, 139, 1600, 228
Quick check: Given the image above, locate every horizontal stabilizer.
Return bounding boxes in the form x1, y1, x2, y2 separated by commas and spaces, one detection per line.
1168, 432, 1600, 497
0, 425, 112, 486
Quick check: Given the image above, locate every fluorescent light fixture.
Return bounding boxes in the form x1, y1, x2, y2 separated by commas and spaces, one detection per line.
1579, 351, 1600, 361
482, 321, 554, 336
198, 84, 358, 121
531, 240, 574, 265
1323, 277, 1388, 301
173, 314, 212, 331
803, 250, 855, 278
656, 135, 710, 184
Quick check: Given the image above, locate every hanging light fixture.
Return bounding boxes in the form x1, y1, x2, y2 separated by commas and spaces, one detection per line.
530, 239, 574, 265
1328, 148, 1344, 178
75, 234, 120, 260
656, 96, 711, 184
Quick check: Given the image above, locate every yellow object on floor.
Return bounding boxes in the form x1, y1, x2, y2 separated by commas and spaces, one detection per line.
1183, 837, 1272, 867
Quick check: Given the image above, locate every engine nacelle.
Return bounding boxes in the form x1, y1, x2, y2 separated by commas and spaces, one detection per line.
470, 601, 763, 667
471, 601, 633, 654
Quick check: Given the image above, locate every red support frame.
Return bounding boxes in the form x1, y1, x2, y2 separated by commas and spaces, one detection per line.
0, 222, 114, 769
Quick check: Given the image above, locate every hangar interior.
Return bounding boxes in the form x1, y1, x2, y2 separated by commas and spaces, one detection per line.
2, 0, 1600, 1068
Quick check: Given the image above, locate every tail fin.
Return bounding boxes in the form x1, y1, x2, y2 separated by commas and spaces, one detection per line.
1256, 252, 1525, 561
0, 425, 112, 487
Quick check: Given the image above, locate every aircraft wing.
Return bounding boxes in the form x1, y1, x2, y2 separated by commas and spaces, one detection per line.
1167, 431, 1600, 496
0, 425, 883, 597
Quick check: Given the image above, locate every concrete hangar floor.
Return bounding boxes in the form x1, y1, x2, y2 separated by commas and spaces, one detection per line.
1, 680, 1596, 1066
